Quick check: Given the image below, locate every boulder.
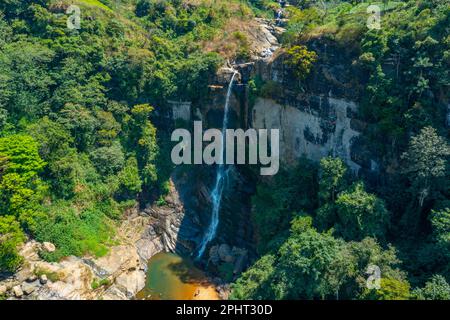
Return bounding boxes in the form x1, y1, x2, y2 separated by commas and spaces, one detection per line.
39, 274, 48, 285
12, 285, 23, 298
208, 245, 220, 265
27, 275, 38, 282
102, 285, 128, 300
94, 245, 140, 276
22, 281, 40, 295
0, 285, 7, 295
136, 238, 162, 262
216, 67, 241, 85
114, 270, 146, 298
19, 241, 41, 261
218, 244, 234, 263
42, 242, 56, 253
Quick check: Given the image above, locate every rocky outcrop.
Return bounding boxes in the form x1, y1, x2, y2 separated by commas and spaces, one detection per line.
193, 21, 372, 174
251, 96, 361, 172
249, 18, 283, 60
0, 209, 169, 300
209, 244, 248, 276
142, 178, 186, 253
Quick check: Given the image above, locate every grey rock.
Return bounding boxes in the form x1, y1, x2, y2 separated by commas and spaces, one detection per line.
22, 281, 39, 295
42, 242, 56, 253
27, 274, 38, 282
39, 274, 48, 285
12, 285, 23, 298
0, 285, 7, 295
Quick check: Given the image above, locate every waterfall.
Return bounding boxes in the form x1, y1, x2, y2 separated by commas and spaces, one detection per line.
196, 71, 238, 259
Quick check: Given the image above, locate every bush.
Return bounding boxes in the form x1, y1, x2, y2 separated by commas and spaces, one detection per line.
413, 275, 450, 300
0, 215, 25, 272
284, 45, 318, 80
34, 205, 114, 261
89, 142, 125, 176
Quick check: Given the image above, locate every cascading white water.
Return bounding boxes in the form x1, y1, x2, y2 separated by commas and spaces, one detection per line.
196, 71, 238, 259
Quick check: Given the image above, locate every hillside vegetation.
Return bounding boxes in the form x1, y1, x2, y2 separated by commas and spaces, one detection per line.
0, 0, 263, 268
231, 0, 450, 300
0, 0, 449, 301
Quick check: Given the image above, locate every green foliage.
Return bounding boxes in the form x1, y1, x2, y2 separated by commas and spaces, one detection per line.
91, 278, 111, 290
316, 159, 389, 240
27, 118, 77, 198
0, 215, 25, 272
430, 208, 450, 259
128, 104, 159, 189
33, 267, 60, 282
0, 135, 46, 229
334, 182, 389, 241
362, 278, 411, 300
0, 0, 230, 270
401, 127, 450, 206
0, 135, 46, 180
284, 45, 318, 79
89, 142, 125, 176
413, 275, 450, 300
232, 214, 405, 300
34, 205, 114, 261
230, 254, 276, 300
318, 157, 347, 204
252, 160, 317, 253
116, 156, 142, 201
275, 216, 345, 299
218, 262, 235, 283
233, 31, 251, 60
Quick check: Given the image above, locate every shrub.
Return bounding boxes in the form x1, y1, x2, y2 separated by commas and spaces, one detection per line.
284, 45, 318, 79
0, 215, 25, 272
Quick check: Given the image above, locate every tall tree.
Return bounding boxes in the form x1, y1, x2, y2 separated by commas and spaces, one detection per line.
402, 126, 450, 207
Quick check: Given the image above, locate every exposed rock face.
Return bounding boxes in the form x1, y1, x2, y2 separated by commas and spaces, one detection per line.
0, 210, 167, 300
252, 97, 361, 172
250, 19, 281, 59
195, 21, 365, 173
42, 242, 56, 253
12, 285, 23, 298
208, 243, 248, 277
142, 178, 186, 253
0, 284, 7, 295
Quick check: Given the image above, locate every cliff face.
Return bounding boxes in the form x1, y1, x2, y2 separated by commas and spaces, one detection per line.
195, 37, 367, 174
165, 25, 372, 268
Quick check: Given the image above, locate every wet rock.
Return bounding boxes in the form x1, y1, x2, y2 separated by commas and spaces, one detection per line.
209, 246, 220, 265
251, 97, 361, 172
218, 244, 234, 263
136, 238, 163, 262
216, 67, 240, 85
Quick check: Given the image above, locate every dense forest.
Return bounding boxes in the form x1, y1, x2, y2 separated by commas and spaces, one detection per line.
0, 0, 449, 300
